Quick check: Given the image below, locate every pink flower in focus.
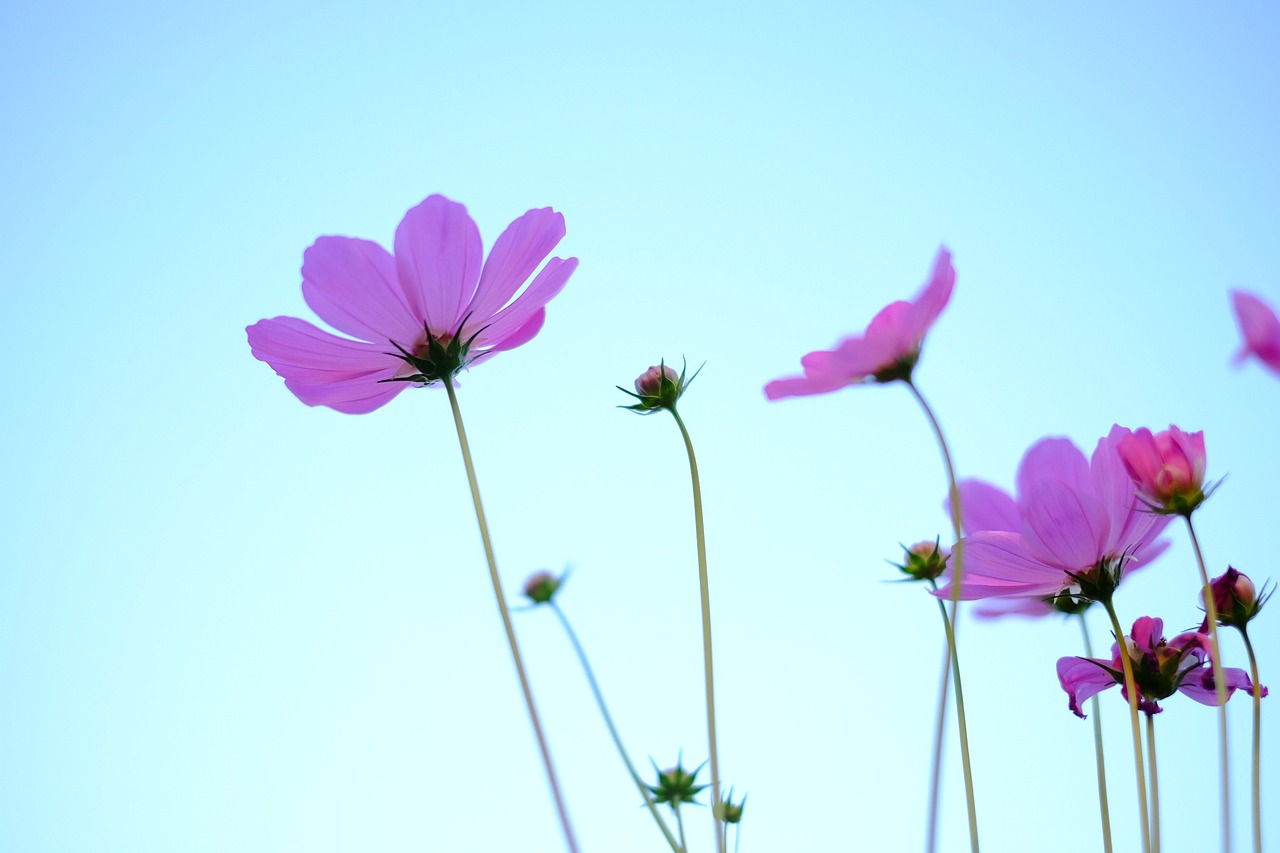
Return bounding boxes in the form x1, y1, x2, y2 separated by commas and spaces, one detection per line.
247, 195, 578, 413
1230, 290, 1280, 377
934, 426, 1172, 604
1057, 616, 1262, 718
1115, 426, 1208, 515
763, 247, 954, 399
1200, 566, 1271, 631
635, 364, 679, 397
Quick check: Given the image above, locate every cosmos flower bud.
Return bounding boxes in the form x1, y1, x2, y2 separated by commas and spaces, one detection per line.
894, 540, 950, 581
618, 358, 702, 414
1201, 566, 1269, 630
522, 570, 563, 605
1116, 425, 1210, 515
646, 758, 708, 808
714, 787, 747, 824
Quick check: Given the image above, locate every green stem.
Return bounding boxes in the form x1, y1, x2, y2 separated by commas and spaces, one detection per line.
1146, 712, 1160, 853
907, 381, 979, 853
548, 602, 681, 852
443, 382, 578, 853
925, 641, 951, 853
1241, 627, 1263, 853
1101, 599, 1152, 853
1079, 614, 1113, 853
668, 407, 725, 853
675, 803, 689, 853
1184, 516, 1230, 853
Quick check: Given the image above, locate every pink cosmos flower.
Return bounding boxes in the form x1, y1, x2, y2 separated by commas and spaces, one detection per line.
1057, 616, 1262, 718
247, 194, 578, 414
934, 426, 1172, 604
1200, 566, 1271, 631
763, 247, 954, 399
1115, 425, 1208, 515
1230, 290, 1280, 377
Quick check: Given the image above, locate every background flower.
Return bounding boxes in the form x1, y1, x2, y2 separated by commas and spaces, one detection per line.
1231, 290, 1280, 377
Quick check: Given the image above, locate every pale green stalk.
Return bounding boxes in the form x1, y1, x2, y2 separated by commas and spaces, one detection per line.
1241, 627, 1263, 853
925, 642, 951, 853
907, 380, 979, 853
1101, 599, 1152, 853
548, 601, 681, 852
675, 803, 689, 853
1079, 614, 1114, 853
1184, 517, 1230, 853
444, 382, 578, 852
668, 407, 725, 853
1146, 713, 1160, 853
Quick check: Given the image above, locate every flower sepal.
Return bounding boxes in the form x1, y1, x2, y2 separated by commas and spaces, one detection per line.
618, 359, 703, 414
382, 321, 484, 386
892, 539, 950, 582
646, 757, 708, 808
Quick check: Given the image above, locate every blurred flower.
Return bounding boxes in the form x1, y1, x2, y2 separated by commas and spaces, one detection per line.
618, 359, 701, 414
714, 787, 746, 824
522, 570, 564, 605
893, 539, 950, 582
647, 758, 707, 808
1200, 566, 1271, 631
1116, 426, 1209, 516
247, 194, 578, 413
1230, 290, 1280, 377
934, 426, 1172, 604
763, 247, 954, 399
1057, 616, 1262, 718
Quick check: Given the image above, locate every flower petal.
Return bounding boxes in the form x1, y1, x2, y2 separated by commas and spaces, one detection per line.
1231, 290, 1280, 373
472, 256, 577, 346
936, 531, 1064, 598
1177, 666, 1259, 706
484, 307, 545, 353
394, 195, 483, 333
301, 237, 419, 344
1017, 437, 1090, 506
1057, 656, 1119, 718
467, 206, 567, 323
906, 246, 955, 342
953, 479, 1020, 535
763, 371, 851, 400
1022, 481, 1111, 571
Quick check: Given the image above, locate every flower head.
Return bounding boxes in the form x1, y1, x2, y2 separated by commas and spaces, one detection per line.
1057, 616, 1262, 718
934, 426, 1172, 605
1230, 290, 1280, 378
521, 570, 564, 605
714, 787, 747, 824
1116, 426, 1209, 516
1200, 566, 1271, 631
893, 539, 950, 582
247, 194, 578, 414
646, 758, 707, 809
764, 247, 954, 399
618, 359, 702, 414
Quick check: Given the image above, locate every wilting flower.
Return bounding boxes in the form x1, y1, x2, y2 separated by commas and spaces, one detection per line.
1116, 426, 1209, 515
1057, 616, 1262, 718
1200, 566, 1271, 631
522, 570, 564, 605
1230, 290, 1280, 377
618, 359, 702, 414
247, 194, 578, 414
934, 426, 1172, 604
763, 247, 954, 399
646, 758, 707, 808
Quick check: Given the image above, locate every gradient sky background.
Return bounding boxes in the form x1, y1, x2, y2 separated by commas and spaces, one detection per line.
3, 2, 1278, 851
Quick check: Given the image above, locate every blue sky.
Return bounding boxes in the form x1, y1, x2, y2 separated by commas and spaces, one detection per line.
3, 2, 1278, 851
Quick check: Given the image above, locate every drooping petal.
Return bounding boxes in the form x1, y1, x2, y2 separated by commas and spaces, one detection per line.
472, 256, 577, 346
973, 596, 1056, 620
1231, 290, 1280, 374
1177, 666, 1260, 706
246, 316, 407, 413
1057, 655, 1120, 718
952, 479, 1020, 535
1022, 482, 1111, 572
394, 195, 483, 333
763, 372, 851, 399
301, 237, 419, 344
467, 206, 566, 322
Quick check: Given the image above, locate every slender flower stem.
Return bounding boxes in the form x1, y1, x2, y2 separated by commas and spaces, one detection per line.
668, 407, 725, 853
925, 642, 951, 853
548, 601, 682, 852
907, 381, 979, 853
1101, 599, 1152, 853
443, 382, 578, 853
675, 803, 689, 853
1079, 614, 1114, 853
1146, 713, 1161, 853
1184, 516, 1230, 853
1241, 627, 1263, 853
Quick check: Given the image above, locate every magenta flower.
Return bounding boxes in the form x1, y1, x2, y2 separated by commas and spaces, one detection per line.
763, 247, 954, 399
1116, 425, 1209, 515
1200, 566, 1271, 631
1230, 290, 1280, 377
247, 194, 578, 414
934, 426, 1172, 603
1057, 616, 1262, 718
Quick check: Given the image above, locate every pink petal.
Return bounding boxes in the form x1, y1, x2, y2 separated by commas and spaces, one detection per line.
1057, 656, 1119, 718
472, 256, 577, 346
1017, 437, 1090, 507
301, 237, 419, 344
763, 372, 851, 400
1231, 290, 1280, 373
973, 596, 1056, 620
1178, 666, 1258, 706
467, 206, 567, 323
952, 479, 1020, 535
829, 327, 903, 377
394, 195, 483, 334
484, 307, 545, 353
940, 531, 1065, 598
905, 246, 955, 341
1022, 482, 1111, 571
